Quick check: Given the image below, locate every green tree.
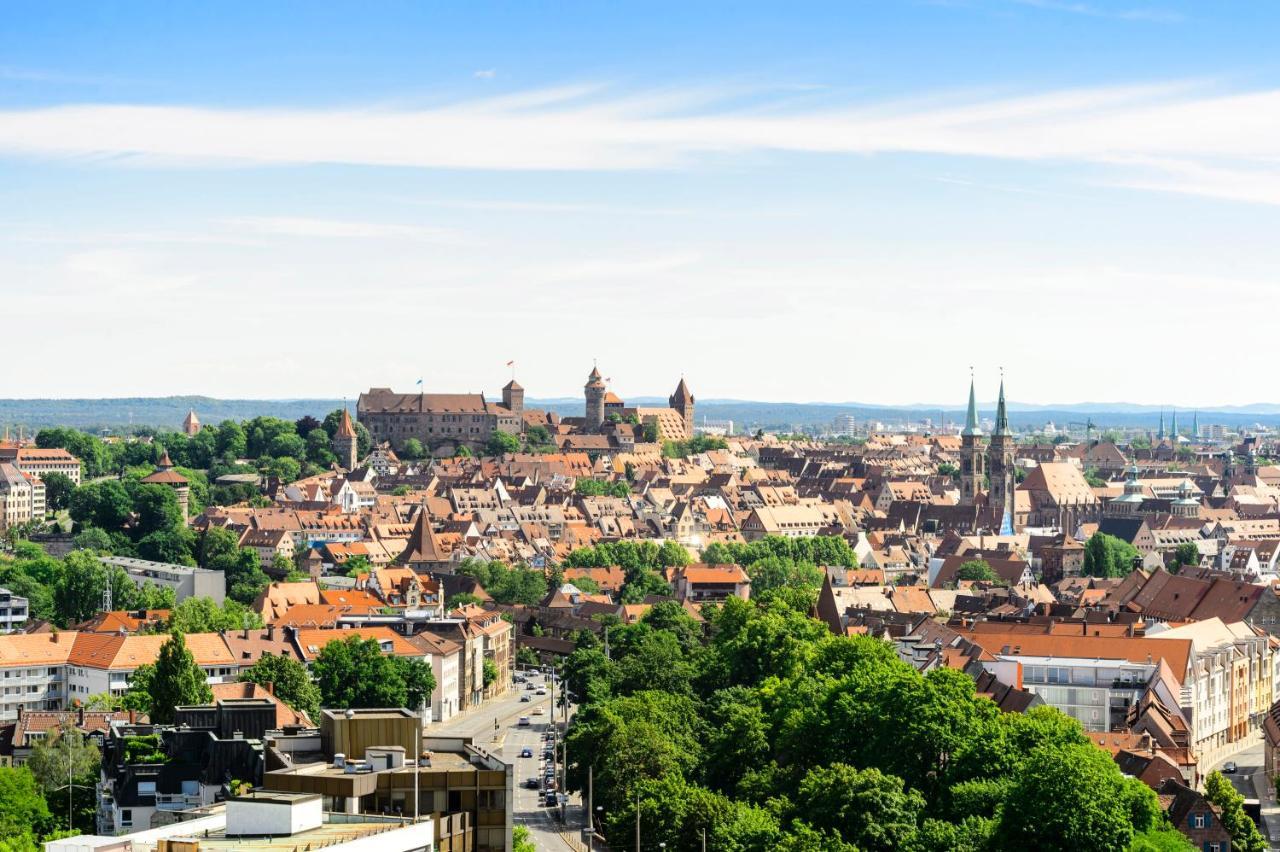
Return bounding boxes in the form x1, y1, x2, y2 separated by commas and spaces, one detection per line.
311, 635, 435, 710
168, 596, 263, 633
148, 632, 214, 724
1204, 770, 1267, 852
485, 431, 520, 456
132, 484, 184, 537
239, 653, 321, 720
793, 763, 925, 852
71, 527, 114, 552
69, 480, 132, 532
26, 726, 100, 834
1082, 532, 1141, 578
955, 559, 997, 582
400, 438, 425, 460
53, 550, 138, 626
512, 825, 536, 852
1172, 542, 1200, 572
41, 472, 75, 513
483, 658, 499, 688
996, 742, 1153, 851
0, 766, 53, 850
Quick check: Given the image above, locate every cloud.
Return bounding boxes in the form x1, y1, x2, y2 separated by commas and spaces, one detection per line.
1, 79, 1280, 203
473, 69, 496, 79
223, 216, 467, 243
1009, 0, 1184, 23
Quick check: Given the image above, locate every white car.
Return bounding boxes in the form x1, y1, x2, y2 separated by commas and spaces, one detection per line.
533, 707, 545, 715
518, 716, 531, 726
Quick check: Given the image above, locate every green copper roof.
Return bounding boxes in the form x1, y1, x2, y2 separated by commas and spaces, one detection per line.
962, 379, 983, 437
993, 379, 1011, 437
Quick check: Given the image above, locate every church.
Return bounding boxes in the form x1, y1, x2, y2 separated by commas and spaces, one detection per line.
958, 376, 1018, 534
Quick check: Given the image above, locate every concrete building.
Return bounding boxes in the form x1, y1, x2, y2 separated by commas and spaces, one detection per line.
99, 555, 227, 604
0, 587, 29, 633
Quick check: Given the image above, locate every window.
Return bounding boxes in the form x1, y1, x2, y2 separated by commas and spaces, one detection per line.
1191, 813, 1206, 828
138, 781, 156, 797
120, 809, 133, 827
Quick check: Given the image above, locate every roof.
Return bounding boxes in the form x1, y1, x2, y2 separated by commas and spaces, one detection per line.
954, 624, 1194, 681
335, 408, 357, 439
210, 681, 313, 728
293, 627, 423, 662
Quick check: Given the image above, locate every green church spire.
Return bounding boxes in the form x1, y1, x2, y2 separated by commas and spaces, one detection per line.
994, 375, 1011, 437
962, 375, 982, 437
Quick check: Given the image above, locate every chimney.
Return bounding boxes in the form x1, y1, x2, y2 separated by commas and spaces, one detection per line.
266, 624, 275, 641
77, 706, 85, 726
265, 681, 274, 696
128, 709, 137, 724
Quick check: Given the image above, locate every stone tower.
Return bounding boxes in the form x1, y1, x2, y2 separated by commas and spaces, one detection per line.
182, 409, 200, 437
141, 449, 190, 522
501, 379, 524, 416
669, 377, 695, 439
584, 366, 606, 431
986, 378, 1016, 528
960, 378, 985, 505
332, 408, 359, 471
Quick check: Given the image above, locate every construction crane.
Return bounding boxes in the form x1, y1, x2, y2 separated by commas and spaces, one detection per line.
1067, 419, 1097, 442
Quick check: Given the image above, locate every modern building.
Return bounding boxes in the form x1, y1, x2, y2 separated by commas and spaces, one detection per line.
99, 555, 227, 604
260, 708, 511, 852
0, 587, 29, 633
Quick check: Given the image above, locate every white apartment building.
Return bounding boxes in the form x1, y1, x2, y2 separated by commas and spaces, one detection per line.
0, 462, 36, 530
0, 588, 29, 633
5, 446, 82, 486
0, 632, 240, 723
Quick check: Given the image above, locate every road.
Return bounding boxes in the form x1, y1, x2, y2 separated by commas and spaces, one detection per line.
430, 673, 586, 851
1206, 736, 1264, 802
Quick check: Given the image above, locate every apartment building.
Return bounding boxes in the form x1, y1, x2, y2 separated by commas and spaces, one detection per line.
98, 555, 227, 604
0, 588, 28, 633
0, 462, 37, 530
1, 446, 82, 486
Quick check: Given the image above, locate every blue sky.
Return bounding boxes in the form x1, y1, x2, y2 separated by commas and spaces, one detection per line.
2, 1, 1278, 406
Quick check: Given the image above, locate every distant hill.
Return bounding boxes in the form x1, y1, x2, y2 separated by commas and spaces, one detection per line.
2, 395, 1277, 434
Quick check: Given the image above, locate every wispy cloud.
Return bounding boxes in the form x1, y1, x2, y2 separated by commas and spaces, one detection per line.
223, 216, 467, 243
1009, 0, 1184, 23
2, 79, 1280, 203
473, 69, 496, 79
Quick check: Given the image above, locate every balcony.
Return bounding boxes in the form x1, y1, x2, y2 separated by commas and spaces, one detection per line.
155, 792, 205, 811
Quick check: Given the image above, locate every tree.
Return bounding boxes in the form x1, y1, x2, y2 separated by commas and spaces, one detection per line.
996, 742, 1153, 851
1083, 467, 1107, 487
239, 653, 321, 720
937, 462, 959, 481
41, 472, 75, 514
955, 559, 998, 582
132, 484, 184, 537
168, 596, 263, 633
400, 438, 425, 460
148, 632, 214, 724
26, 726, 100, 834
1172, 542, 1200, 572
1205, 770, 1267, 852
311, 635, 435, 710
69, 480, 131, 532
513, 825, 536, 852
1082, 533, 1141, 578
0, 766, 53, 849
485, 431, 520, 456
793, 763, 925, 851
54, 550, 138, 627
71, 527, 113, 553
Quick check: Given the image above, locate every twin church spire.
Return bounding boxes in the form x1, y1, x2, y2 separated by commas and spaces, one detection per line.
960, 373, 1016, 531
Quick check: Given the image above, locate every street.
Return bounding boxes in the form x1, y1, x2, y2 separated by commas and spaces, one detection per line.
430, 672, 586, 851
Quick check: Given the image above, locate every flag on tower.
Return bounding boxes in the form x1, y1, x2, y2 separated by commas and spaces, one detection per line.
416, 378, 423, 386
506, 360, 514, 367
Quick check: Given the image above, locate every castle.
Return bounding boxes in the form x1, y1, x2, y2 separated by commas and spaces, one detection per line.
583, 367, 695, 441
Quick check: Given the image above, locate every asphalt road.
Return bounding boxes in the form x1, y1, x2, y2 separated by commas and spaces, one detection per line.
430, 674, 585, 851
1207, 737, 1264, 802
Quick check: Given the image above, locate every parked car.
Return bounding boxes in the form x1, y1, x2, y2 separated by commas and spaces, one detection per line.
544, 791, 558, 806
518, 716, 530, 726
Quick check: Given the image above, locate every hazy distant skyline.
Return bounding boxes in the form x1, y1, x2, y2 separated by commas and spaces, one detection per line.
2, 2, 1277, 404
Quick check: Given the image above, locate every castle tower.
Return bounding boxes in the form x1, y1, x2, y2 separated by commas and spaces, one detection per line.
669, 377, 695, 439
584, 366, 606, 431
182, 409, 200, 437
960, 378, 985, 506
332, 408, 359, 471
501, 379, 524, 416
986, 378, 1016, 528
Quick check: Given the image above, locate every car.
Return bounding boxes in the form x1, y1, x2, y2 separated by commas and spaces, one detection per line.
544, 791, 558, 806
525, 777, 539, 789
533, 706, 545, 715
524, 682, 534, 689
1223, 761, 1238, 774
536, 687, 548, 695
520, 695, 531, 702
518, 716, 530, 726
520, 747, 533, 758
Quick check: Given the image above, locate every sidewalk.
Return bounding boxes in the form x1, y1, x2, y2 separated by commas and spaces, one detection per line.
1249, 767, 1280, 847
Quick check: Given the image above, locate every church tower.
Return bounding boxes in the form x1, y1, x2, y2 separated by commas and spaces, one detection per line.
960, 378, 985, 505
669, 377, 695, 439
584, 366, 606, 431
332, 408, 359, 471
987, 377, 1016, 529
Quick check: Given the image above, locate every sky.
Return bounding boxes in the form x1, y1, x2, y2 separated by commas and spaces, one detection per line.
2, 1, 1279, 406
